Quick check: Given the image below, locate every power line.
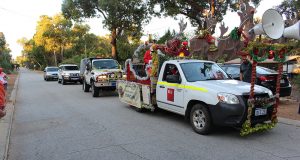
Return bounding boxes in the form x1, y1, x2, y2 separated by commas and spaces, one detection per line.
0, 6, 33, 19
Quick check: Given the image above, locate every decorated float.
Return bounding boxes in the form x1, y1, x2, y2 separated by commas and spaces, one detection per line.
117, 1, 300, 136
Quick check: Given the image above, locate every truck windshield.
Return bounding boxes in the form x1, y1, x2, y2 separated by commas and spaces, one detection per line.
93, 60, 119, 69
64, 66, 78, 70
180, 62, 229, 82
46, 67, 58, 72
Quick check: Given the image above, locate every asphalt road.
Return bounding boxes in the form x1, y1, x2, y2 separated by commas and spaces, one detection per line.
8, 69, 300, 160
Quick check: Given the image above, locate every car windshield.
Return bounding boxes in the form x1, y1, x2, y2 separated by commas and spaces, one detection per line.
180, 62, 229, 82
93, 60, 118, 69
46, 67, 58, 72
64, 66, 78, 70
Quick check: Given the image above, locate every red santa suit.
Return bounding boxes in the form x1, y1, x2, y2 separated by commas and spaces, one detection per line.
143, 50, 152, 64
0, 83, 6, 118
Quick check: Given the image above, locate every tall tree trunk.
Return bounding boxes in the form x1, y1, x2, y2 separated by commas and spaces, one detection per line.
61, 44, 64, 61
111, 28, 117, 60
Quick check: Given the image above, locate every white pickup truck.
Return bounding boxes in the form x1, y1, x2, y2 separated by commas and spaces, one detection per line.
81, 58, 125, 97
117, 59, 275, 134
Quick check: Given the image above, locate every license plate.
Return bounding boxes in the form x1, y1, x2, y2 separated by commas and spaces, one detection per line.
71, 78, 79, 80
280, 79, 285, 83
255, 108, 267, 116
111, 82, 116, 86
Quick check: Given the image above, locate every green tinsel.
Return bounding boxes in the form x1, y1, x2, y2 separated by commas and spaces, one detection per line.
240, 97, 277, 136
249, 49, 268, 62
274, 50, 286, 63
230, 27, 241, 41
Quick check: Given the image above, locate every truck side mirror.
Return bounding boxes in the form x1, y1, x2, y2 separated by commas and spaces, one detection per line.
166, 75, 181, 84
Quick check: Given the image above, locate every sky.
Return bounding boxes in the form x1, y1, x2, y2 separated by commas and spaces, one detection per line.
0, 0, 284, 59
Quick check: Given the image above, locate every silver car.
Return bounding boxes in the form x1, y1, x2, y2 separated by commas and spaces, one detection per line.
44, 67, 59, 81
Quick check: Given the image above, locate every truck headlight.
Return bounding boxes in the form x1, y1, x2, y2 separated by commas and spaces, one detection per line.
266, 89, 273, 97
97, 75, 107, 81
217, 93, 240, 104
122, 74, 127, 78
62, 73, 70, 76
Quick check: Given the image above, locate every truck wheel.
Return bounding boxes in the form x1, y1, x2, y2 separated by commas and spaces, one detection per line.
58, 78, 61, 83
62, 78, 66, 85
83, 79, 90, 92
190, 104, 212, 135
91, 81, 99, 97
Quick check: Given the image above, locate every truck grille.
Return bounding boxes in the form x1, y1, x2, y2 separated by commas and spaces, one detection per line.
70, 73, 79, 77
242, 93, 274, 124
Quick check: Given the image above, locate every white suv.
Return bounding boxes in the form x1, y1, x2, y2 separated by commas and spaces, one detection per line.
58, 64, 82, 85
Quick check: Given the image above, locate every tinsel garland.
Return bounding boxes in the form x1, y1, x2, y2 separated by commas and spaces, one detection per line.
249, 49, 268, 62
274, 49, 287, 63
240, 97, 277, 136
124, 59, 151, 81
240, 60, 277, 136
151, 51, 159, 77
230, 27, 241, 41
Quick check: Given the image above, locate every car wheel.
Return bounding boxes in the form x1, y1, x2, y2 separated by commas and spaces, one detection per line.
83, 79, 90, 92
190, 104, 212, 135
91, 81, 99, 97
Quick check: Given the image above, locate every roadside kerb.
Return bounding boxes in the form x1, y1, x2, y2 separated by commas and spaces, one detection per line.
0, 74, 20, 160
278, 117, 300, 127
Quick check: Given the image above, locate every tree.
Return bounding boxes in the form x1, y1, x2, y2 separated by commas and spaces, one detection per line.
0, 32, 13, 72
61, 0, 151, 60
148, 0, 261, 33
276, 0, 300, 20
34, 14, 73, 65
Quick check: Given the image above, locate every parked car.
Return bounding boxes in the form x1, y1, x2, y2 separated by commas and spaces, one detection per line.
58, 64, 82, 85
43, 66, 59, 81
220, 64, 292, 97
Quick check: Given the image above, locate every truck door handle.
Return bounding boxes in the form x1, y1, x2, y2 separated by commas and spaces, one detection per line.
159, 85, 165, 88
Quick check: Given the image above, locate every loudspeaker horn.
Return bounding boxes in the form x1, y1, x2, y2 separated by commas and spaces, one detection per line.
249, 9, 284, 39
283, 21, 300, 40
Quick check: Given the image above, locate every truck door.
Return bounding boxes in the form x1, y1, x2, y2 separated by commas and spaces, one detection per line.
156, 63, 185, 114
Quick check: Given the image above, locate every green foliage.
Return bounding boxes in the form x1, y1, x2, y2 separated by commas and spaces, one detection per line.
148, 0, 261, 32
157, 29, 176, 44
276, 0, 300, 20
62, 0, 151, 59
60, 54, 83, 66
292, 74, 300, 89
0, 32, 13, 73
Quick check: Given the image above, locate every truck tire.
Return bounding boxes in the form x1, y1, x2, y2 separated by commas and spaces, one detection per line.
62, 78, 66, 85
91, 81, 99, 97
58, 78, 61, 83
83, 79, 90, 92
190, 104, 212, 135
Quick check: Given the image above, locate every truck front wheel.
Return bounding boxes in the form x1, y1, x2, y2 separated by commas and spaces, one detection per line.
190, 104, 212, 135
83, 79, 90, 92
91, 81, 100, 97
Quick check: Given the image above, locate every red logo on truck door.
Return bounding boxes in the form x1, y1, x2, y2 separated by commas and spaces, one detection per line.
167, 88, 174, 102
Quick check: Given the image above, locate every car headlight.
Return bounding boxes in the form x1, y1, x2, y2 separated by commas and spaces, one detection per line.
217, 93, 240, 104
